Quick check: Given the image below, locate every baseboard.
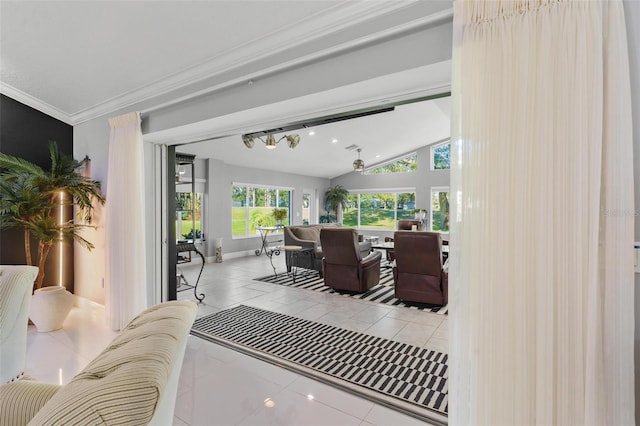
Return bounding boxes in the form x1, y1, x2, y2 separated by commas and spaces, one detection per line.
205, 249, 256, 263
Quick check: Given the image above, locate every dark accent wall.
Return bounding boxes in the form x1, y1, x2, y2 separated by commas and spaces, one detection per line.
0, 94, 74, 291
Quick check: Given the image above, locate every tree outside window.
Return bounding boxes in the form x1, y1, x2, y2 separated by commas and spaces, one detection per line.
431, 141, 450, 170
431, 187, 450, 232
342, 191, 416, 230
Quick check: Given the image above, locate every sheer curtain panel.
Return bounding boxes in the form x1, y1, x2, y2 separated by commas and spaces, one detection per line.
449, 0, 634, 424
105, 112, 147, 330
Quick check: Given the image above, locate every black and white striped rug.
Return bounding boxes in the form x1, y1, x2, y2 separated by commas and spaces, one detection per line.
191, 305, 448, 417
255, 266, 448, 315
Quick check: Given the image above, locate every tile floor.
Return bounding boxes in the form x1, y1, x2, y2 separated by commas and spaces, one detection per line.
25, 252, 448, 426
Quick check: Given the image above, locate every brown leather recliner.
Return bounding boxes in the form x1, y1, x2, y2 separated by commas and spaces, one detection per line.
393, 231, 448, 306
386, 220, 424, 262
397, 219, 423, 231
320, 228, 382, 292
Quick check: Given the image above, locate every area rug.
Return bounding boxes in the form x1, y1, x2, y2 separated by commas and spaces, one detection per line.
191, 305, 448, 417
255, 265, 448, 315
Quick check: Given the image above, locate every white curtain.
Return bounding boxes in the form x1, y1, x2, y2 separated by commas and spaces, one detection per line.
449, 1, 634, 424
105, 112, 147, 330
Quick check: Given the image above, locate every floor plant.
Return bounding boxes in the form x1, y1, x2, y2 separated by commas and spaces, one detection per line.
0, 142, 105, 290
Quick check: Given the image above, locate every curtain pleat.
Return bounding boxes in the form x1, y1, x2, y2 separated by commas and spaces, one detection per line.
105, 112, 147, 331
449, 0, 634, 424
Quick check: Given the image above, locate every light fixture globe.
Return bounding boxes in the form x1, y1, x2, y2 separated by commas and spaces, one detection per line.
242, 135, 255, 148
265, 134, 277, 149
286, 134, 300, 149
353, 148, 365, 172
242, 133, 300, 149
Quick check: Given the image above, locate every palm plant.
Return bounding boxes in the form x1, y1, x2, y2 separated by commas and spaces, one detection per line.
0, 142, 105, 290
324, 185, 349, 223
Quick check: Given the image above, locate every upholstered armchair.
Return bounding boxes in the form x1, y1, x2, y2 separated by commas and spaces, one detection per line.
320, 228, 381, 292
0, 265, 38, 383
284, 224, 371, 277
392, 231, 448, 305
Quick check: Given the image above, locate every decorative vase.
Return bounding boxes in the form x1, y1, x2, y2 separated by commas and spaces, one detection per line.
29, 286, 74, 332
214, 237, 223, 263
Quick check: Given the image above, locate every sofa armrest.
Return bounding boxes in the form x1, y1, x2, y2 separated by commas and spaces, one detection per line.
357, 241, 372, 255
0, 380, 60, 426
283, 228, 317, 250
361, 250, 381, 269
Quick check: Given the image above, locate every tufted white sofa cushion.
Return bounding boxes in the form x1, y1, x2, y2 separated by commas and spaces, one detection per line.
0, 300, 197, 426
0, 265, 38, 383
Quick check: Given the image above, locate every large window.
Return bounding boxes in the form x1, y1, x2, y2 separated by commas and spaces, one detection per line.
430, 187, 450, 233
365, 153, 417, 174
232, 184, 292, 237
343, 190, 416, 230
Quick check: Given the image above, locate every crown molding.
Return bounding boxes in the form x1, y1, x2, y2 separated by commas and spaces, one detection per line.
68, 2, 450, 125
0, 82, 72, 124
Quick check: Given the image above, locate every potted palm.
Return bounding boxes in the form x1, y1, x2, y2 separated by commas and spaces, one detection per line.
324, 185, 349, 223
0, 142, 105, 331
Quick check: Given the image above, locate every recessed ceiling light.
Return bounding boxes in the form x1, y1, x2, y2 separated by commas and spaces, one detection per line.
375, 154, 381, 158
308, 130, 315, 136
332, 138, 338, 144
307, 394, 315, 401
264, 398, 275, 408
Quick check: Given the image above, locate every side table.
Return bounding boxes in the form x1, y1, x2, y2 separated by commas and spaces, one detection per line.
283, 245, 314, 284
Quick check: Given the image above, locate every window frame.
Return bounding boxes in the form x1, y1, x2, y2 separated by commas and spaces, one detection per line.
364, 152, 417, 175
430, 186, 450, 233
231, 182, 293, 239
430, 140, 451, 171
343, 188, 416, 230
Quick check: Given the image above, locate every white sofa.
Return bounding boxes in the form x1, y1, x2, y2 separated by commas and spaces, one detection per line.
0, 265, 38, 383
0, 300, 197, 425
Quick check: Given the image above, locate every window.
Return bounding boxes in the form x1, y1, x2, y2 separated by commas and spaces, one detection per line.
231, 184, 292, 237
430, 187, 450, 233
343, 190, 416, 230
176, 192, 203, 242
431, 141, 450, 170
365, 153, 417, 174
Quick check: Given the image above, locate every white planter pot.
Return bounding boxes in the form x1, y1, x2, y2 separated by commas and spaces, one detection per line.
29, 286, 74, 332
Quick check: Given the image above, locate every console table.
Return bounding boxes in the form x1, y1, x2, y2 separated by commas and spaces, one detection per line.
176, 242, 205, 302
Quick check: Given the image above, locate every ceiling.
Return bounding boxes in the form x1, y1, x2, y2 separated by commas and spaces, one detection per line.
178, 95, 451, 179
0, 0, 453, 178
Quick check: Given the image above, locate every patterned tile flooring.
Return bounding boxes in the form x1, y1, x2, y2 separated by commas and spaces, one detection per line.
25, 252, 448, 425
